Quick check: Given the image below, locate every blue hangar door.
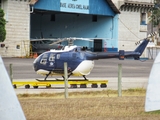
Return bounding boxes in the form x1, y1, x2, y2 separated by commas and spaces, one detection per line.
31, 0, 119, 52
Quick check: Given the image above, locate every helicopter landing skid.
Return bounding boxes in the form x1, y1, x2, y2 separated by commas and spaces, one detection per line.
35, 78, 89, 82
35, 78, 58, 82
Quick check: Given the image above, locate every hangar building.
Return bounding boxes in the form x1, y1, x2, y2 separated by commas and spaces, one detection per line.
0, 0, 119, 57
31, 0, 120, 52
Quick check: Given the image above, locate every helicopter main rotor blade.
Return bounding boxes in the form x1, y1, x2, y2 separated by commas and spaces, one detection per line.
31, 37, 117, 46
49, 37, 116, 45
30, 38, 58, 41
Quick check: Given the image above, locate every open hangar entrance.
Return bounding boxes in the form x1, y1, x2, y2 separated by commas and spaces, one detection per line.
31, 12, 118, 52
30, 0, 119, 52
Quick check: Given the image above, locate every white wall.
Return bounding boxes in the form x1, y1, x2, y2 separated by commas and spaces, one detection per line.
118, 11, 146, 51
113, 0, 153, 57
0, 0, 30, 57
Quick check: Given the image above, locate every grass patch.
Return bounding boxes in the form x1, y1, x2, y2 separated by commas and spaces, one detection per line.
17, 88, 146, 98
18, 92, 64, 98
146, 110, 160, 115
126, 88, 146, 92
19, 97, 160, 120
18, 88, 160, 120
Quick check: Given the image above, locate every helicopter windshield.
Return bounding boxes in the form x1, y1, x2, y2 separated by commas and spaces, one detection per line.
49, 53, 55, 61
40, 53, 50, 65
33, 52, 50, 65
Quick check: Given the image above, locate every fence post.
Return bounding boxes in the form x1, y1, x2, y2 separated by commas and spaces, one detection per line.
64, 62, 68, 99
9, 64, 13, 83
118, 64, 122, 97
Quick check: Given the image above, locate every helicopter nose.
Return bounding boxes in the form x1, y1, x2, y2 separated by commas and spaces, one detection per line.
33, 61, 38, 71
33, 62, 38, 71
33, 57, 39, 71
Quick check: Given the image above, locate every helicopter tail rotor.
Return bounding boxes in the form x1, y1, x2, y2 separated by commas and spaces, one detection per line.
135, 31, 157, 45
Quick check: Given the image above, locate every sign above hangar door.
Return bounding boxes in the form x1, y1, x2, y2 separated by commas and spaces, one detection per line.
60, 0, 89, 14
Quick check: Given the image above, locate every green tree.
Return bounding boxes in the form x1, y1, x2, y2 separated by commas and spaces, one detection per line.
0, 8, 6, 42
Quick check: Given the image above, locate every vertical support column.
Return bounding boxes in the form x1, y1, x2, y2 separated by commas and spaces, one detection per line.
64, 62, 68, 99
118, 64, 122, 97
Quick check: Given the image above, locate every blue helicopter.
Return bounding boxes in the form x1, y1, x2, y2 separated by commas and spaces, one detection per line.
33, 38, 149, 81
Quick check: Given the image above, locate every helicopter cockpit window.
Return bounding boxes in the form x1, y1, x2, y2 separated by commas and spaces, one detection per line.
40, 53, 48, 65
40, 59, 47, 65
49, 53, 55, 61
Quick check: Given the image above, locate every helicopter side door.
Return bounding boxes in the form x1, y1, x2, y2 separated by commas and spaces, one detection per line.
55, 52, 70, 70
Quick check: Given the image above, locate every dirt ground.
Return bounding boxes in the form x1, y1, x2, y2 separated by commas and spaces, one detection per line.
19, 94, 160, 120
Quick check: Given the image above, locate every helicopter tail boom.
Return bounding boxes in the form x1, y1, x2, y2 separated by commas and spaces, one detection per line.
86, 39, 149, 60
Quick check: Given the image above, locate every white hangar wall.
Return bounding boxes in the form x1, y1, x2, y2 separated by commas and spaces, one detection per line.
118, 11, 147, 51
118, 10, 147, 58
0, 0, 30, 57
113, 0, 154, 58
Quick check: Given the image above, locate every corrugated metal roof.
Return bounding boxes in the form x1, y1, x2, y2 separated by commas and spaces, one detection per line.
124, 1, 154, 6
106, 0, 120, 14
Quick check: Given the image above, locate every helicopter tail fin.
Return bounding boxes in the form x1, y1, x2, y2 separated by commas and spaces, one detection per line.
121, 39, 149, 60
132, 39, 149, 60
134, 39, 149, 56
